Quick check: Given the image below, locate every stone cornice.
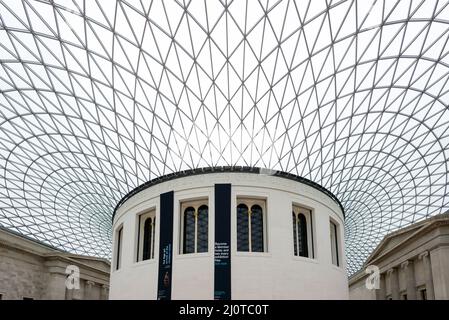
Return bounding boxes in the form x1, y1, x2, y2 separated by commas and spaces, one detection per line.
386, 268, 396, 275
364, 214, 449, 266
43, 255, 110, 276
0, 228, 110, 277
418, 251, 429, 260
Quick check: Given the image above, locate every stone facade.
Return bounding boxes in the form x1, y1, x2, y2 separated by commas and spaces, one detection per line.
111, 171, 348, 300
349, 213, 449, 300
0, 226, 110, 300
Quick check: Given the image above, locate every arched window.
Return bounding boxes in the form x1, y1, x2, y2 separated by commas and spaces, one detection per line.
237, 204, 249, 251
142, 217, 153, 260
115, 226, 123, 270
330, 220, 339, 266
137, 210, 156, 262
297, 213, 308, 257
197, 205, 209, 253
181, 200, 209, 254
292, 206, 313, 258
236, 199, 266, 252
251, 205, 264, 252
152, 217, 156, 259
183, 207, 196, 254
292, 212, 297, 255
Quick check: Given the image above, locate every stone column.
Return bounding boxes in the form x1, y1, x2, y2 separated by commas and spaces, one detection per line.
419, 251, 435, 300
429, 247, 449, 299
85, 281, 95, 300
101, 284, 109, 300
65, 287, 73, 300
45, 273, 68, 300
376, 273, 386, 300
387, 268, 400, 300
401, 260, 416, 300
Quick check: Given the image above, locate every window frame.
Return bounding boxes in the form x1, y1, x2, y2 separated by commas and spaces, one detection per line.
292, 205, 314, 259
419, 287, 427, 300
136, 209, 156, 263
179, 198, 209, 255
114, 224, 124, 271
236, 197, 268, 253
330, 219, 340, 267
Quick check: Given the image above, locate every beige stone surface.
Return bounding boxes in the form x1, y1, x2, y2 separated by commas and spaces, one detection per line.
110, 172, 348, 299
349, 213, 449, 300
0, 226, 110, 300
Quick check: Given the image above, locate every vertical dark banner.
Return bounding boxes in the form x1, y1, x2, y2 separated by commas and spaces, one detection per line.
214, 184, 231, 300
157, 191, 174, 300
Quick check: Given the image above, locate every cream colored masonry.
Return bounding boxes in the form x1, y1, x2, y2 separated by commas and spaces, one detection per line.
110, 171, 348, 300
0, 226, 110, 300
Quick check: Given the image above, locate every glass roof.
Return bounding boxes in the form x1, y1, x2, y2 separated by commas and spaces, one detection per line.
0, 0, 448, 275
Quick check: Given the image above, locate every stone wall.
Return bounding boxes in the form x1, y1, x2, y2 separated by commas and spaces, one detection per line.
0, 227, 110, 300
0, 245, 47, 299
349, 215, 449, 300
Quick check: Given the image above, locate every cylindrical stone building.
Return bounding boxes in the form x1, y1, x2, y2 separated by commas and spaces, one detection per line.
109, 167, 348, 299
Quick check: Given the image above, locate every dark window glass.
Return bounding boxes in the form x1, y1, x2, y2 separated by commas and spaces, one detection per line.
251, 205, 264, 252
183, 207, 195, 254
152, 217, 156, 259
237, 204, 249, 251
116, 227, 122, 270
334, 222, 339, 266
197, 205, 208, 253
292, 212, 297, 256
330, 221, 339, 266
136, 216, 141, 262
297, 213, 308, 257
142, 217, 153, 260
421, 289, 427, 300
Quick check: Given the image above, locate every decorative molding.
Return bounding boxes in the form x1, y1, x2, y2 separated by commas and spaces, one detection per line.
387, 268, 396, 276
418, 251, 429, 260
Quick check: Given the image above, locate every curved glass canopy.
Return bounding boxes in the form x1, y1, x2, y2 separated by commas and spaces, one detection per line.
0, 0, 448, 275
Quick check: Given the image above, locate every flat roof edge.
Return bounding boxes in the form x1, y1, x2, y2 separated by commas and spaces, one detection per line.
112, 166, 344, 222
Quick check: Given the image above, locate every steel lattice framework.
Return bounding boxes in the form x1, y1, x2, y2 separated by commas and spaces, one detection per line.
1, 0, 449, 275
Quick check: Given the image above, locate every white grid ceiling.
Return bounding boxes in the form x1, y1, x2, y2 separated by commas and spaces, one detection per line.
0, 0, 448, 275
